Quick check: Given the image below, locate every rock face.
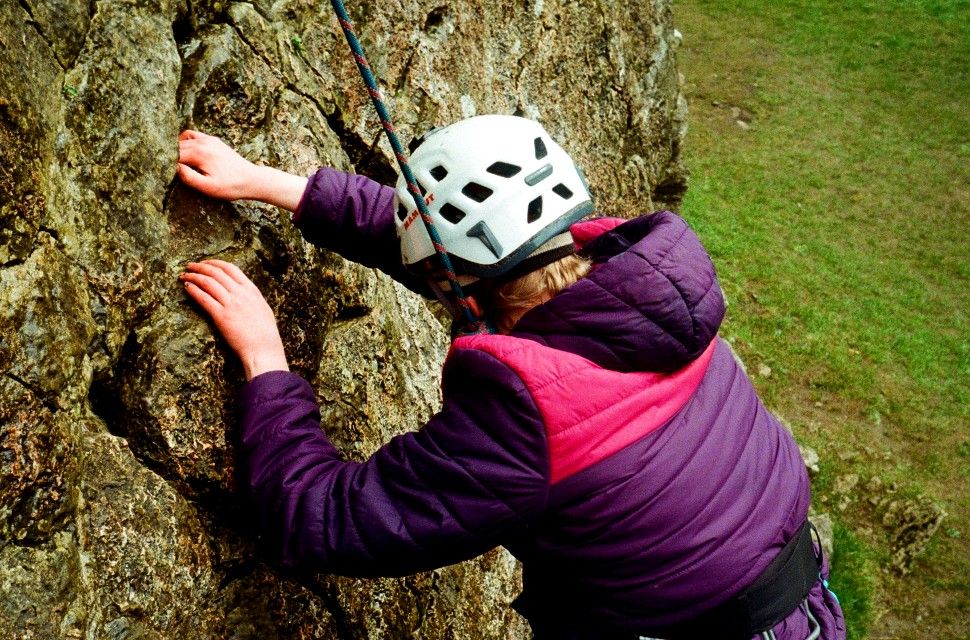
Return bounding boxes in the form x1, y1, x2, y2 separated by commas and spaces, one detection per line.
0, 0, 687, 637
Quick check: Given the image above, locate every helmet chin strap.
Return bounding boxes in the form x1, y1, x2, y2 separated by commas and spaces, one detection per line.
427, 230, 575, 333
329, 0, 490, 335
427, 274, 492, 329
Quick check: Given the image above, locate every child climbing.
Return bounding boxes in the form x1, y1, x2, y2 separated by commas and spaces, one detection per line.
177, 115, 846, 639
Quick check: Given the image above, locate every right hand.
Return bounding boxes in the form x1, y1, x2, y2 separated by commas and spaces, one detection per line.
179, 259, 290, 381
177, 129, 309, 211
177, 130, 261, 201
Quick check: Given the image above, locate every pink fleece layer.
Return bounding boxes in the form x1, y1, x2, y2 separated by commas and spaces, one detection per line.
570, 217, 626, 249
453, 335, 717, 483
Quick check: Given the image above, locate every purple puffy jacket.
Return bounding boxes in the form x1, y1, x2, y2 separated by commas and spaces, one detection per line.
238, 168, 846, 639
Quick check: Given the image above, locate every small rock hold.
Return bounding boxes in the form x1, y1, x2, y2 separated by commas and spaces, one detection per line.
757, 363, 771, 377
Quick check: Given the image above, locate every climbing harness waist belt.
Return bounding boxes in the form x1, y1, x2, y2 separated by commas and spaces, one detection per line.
645, 519, 822, 640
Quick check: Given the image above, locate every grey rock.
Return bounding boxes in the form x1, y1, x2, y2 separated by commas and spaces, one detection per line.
798, 443, 821, 478
0, 0, 687, 636
882, 496, 946, 575
809, 510, 834, 562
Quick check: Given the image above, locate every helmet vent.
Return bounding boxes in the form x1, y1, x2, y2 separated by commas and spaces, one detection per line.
527, 196, 543, 223
461, 182, 493, 202
534, 137, 548, 160
486, 161, 522, 178
430, 165, 449, 181
440, 203, 466, 224
552, 183, 573, 199
396, 201, 409, 221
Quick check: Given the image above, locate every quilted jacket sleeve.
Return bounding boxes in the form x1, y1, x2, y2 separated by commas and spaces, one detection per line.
291, 167, 431, 296
237, 348, 550, 576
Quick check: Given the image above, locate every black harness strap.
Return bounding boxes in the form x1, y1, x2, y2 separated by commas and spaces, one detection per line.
648, 520, 822, 639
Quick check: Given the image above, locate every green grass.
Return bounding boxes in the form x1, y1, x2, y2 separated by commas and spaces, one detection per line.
673, 1, 969, 637
830, 523, 878, 639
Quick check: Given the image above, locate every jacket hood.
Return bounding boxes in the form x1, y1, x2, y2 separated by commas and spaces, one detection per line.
510, 212, 725, 373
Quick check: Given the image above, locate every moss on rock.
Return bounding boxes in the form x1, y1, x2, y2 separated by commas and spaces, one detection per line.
0, 0, 688, 636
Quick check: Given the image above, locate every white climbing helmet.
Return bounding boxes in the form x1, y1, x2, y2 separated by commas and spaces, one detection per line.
394, 114, 594, 280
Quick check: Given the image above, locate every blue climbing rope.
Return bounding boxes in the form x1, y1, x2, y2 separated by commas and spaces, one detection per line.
328, 0, 490, 334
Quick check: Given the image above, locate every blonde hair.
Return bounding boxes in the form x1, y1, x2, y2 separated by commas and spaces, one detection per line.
486, 254, 592, 333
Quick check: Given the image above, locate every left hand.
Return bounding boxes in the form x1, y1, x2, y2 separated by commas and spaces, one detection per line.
180, 260, 289, 380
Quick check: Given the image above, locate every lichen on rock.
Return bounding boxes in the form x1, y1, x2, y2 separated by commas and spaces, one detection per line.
1, 0, 689, 636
